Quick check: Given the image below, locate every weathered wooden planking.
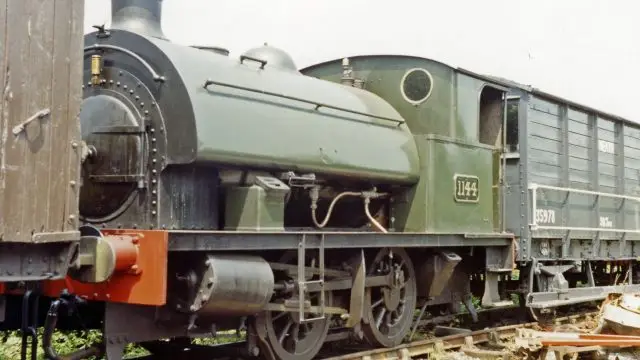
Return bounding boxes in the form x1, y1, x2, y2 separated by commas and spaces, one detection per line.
65, 1, 84, 233
51, 0, 81, 234
0, 0, 84, 243
26, 0, 56, 239
0, 0, 7, 238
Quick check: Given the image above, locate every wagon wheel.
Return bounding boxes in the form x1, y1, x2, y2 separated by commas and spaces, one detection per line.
528, 305, 556, 325
521, 266, 556, 324
255, 251, 333, 360
362, 247, 417, 347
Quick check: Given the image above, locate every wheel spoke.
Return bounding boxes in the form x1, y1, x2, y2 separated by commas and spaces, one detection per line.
372, 298, 384, 308
375, 307, 386, 329
278, 319, 293, 344
272, 311, 288, 322
291, 324, 300, 352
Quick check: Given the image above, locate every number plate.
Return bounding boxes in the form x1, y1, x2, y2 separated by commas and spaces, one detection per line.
453, 174, 479, 203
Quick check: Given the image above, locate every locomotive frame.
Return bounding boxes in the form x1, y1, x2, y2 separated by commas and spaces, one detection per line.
1, 1, 639, 360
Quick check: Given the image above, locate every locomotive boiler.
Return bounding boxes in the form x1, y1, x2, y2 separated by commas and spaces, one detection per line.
80, 10, 421, 234
3, 1, 640, 360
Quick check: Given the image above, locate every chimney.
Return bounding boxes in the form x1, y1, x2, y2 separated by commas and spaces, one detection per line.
111, 0, 166, 40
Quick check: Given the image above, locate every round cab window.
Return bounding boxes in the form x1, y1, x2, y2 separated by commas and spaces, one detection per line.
401, 68, 433, 105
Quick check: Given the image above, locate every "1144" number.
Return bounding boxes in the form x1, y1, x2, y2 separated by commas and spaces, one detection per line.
454, 175, 479, 203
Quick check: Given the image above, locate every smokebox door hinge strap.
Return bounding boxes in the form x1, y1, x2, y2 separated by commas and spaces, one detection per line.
12, 108, 50, 136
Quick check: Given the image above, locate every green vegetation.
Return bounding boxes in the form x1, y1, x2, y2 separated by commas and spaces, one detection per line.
0, 329, 148, 360
0, 329, 244, 360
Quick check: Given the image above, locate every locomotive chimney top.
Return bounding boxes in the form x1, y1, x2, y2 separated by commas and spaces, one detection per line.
111, 0, 166, 40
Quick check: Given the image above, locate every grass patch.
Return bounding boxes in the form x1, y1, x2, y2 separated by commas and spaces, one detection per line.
0, 329, 148, 360
0, 328, 244, 360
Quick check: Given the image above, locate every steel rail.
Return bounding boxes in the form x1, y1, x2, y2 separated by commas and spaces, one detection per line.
319, 311, 599, 360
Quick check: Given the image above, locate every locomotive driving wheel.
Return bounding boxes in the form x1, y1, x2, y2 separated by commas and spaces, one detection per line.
257, 291, 333, 360
362, 247, 417, 348
254, 251, 334, 360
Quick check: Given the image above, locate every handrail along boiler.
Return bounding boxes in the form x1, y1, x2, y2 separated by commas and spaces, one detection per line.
1, 1, 639, 360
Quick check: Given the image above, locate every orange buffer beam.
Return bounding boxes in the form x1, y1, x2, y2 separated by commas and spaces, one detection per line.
43, 229, 168, 306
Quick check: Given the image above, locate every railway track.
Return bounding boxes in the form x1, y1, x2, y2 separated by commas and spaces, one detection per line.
127, 306, 600, 360
318, 311, 598, 360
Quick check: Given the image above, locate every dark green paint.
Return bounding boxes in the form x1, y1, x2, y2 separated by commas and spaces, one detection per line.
224, 183, 288, 231
147, 39, 421, 184
302, 55, 506, 234
390, 136, 496, 233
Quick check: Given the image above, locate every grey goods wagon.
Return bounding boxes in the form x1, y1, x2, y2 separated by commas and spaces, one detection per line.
501, 79, 640, 312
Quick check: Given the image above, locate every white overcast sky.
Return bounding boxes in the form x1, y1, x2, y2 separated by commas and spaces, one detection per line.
84, 0, 640, 120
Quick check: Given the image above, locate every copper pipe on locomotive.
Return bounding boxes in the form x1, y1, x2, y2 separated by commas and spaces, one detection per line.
309, 186, 389, 233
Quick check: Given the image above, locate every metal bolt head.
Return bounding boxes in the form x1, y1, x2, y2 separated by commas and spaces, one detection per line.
251, 347, 260, 356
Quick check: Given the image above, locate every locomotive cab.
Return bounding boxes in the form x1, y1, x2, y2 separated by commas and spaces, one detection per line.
302, 56, 510, 234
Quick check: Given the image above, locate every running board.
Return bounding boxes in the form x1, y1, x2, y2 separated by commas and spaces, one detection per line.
527, 284, 640, 309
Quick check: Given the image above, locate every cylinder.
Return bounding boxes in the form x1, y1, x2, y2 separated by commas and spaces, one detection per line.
189, 254, 275, 316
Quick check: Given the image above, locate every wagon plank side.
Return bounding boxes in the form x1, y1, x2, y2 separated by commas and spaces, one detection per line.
2, 1, 31, 242
0, 0, 82, 243
26, 0, 56, 238
64, 0, 84, 233
48, 0, 78, 233
0, 0, 7, 239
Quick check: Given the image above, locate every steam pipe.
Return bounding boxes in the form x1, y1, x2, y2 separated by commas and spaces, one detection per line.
111, 0, 166, 40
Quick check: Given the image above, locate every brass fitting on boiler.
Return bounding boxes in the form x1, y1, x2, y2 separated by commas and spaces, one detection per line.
91, 54, 102, 85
